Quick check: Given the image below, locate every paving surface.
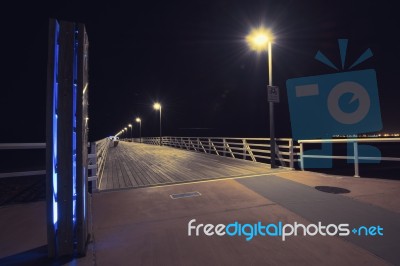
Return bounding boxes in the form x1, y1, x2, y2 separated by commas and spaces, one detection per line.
82, 173, 398, 266
1, 161, 400, 265
238, 175, 400, 265
100, 142, 279, 190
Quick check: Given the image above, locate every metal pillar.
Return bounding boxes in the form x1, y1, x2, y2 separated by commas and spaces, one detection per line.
268, 42, 277, 168
46, 19, 89, 258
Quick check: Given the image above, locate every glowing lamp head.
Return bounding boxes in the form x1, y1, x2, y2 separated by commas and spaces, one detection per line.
153, 103, 161, 110
124, 127, 127, 131
136, 118, 141, 122
246, 27, 273, 52
128, 124, 132, 128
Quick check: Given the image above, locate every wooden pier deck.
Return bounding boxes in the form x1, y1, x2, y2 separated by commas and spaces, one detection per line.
99, 141, 280, 190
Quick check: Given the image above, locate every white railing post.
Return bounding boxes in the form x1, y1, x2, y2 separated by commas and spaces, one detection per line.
289, 139, 294, 169
89, 142, 98, 192
274, 140, 286, 167
208, 139, 211, 154
198, 139, 206, 153
299, 142, 304, 171
226, 142, 235, 158
242, 139, 246, 160
223, 138, 227, 157
353, 141, 360, 177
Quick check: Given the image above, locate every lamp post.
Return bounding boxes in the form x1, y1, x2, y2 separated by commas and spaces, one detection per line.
153, 103, 162, 145
136, 117, 142, 143
128, 124, 132, 142
124, 127, 127, 141
246, 27, 277, 168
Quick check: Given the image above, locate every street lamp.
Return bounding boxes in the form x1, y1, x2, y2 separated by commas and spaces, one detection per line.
136, 117, 142, 143
153, 102, 162, 145
128, 124, 132, 142
246, 26, 277, 168
124, 127, 127, 140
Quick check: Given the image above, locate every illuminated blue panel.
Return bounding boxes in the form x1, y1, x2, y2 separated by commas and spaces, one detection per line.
52, 21, 60, 226
72, 26, 78, 225
83, 167, 86, 220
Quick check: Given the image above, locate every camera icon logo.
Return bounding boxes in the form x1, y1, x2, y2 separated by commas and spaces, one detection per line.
286, 39, 383, 168
287, 69, 382, 140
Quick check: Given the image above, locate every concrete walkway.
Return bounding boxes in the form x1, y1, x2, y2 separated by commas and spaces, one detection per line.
238, 175, 400, 265
1, 171, 400, 265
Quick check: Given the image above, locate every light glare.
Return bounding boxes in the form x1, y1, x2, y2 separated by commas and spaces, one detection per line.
153, 103, 161, 110
246, 27, 273, 52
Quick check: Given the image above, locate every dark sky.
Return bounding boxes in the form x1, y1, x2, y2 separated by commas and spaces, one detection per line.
1, 0, 399, 142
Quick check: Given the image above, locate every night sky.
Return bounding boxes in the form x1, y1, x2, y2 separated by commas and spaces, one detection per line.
2, 0, 399, 143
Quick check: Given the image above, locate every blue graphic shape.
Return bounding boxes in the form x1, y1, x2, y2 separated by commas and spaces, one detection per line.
315, 50, 338, 70
347, 143, 381, 163
302, 143, 333, 168
349, 48, 373, 69
286, 69, 382, 140
338, 93, 359, 113
338, 39, 348, 69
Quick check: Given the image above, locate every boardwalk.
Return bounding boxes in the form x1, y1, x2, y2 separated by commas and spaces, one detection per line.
100, 141, 280, 190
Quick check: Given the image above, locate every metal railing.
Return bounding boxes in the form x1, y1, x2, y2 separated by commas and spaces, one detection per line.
0, 143, 46, 179
90, 138, 110, 190
0, 139, 108, 192
298, 138, 400, 177
135, 137, 300, 168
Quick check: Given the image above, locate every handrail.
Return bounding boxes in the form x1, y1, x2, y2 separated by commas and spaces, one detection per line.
0, 139, 109, 190
96, 138, 110, 176
0, 143, 46, 149
0, 170, 46, 179
298, 138, 400, 177
298, 138, 400, 144
0, 143, 46, 179
134, 136, 300, 169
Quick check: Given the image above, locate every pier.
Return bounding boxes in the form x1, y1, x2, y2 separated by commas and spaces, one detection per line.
1, 140, 400, 265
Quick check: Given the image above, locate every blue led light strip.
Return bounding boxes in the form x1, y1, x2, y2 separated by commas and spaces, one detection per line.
52, 21, 60, 227
72, 25, 78, 226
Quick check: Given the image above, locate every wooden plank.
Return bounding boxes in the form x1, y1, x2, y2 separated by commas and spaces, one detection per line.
111, 152, 118, 189
122, 161, 138, 187
99, 141, 276, 191
121, 160, 134, 187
